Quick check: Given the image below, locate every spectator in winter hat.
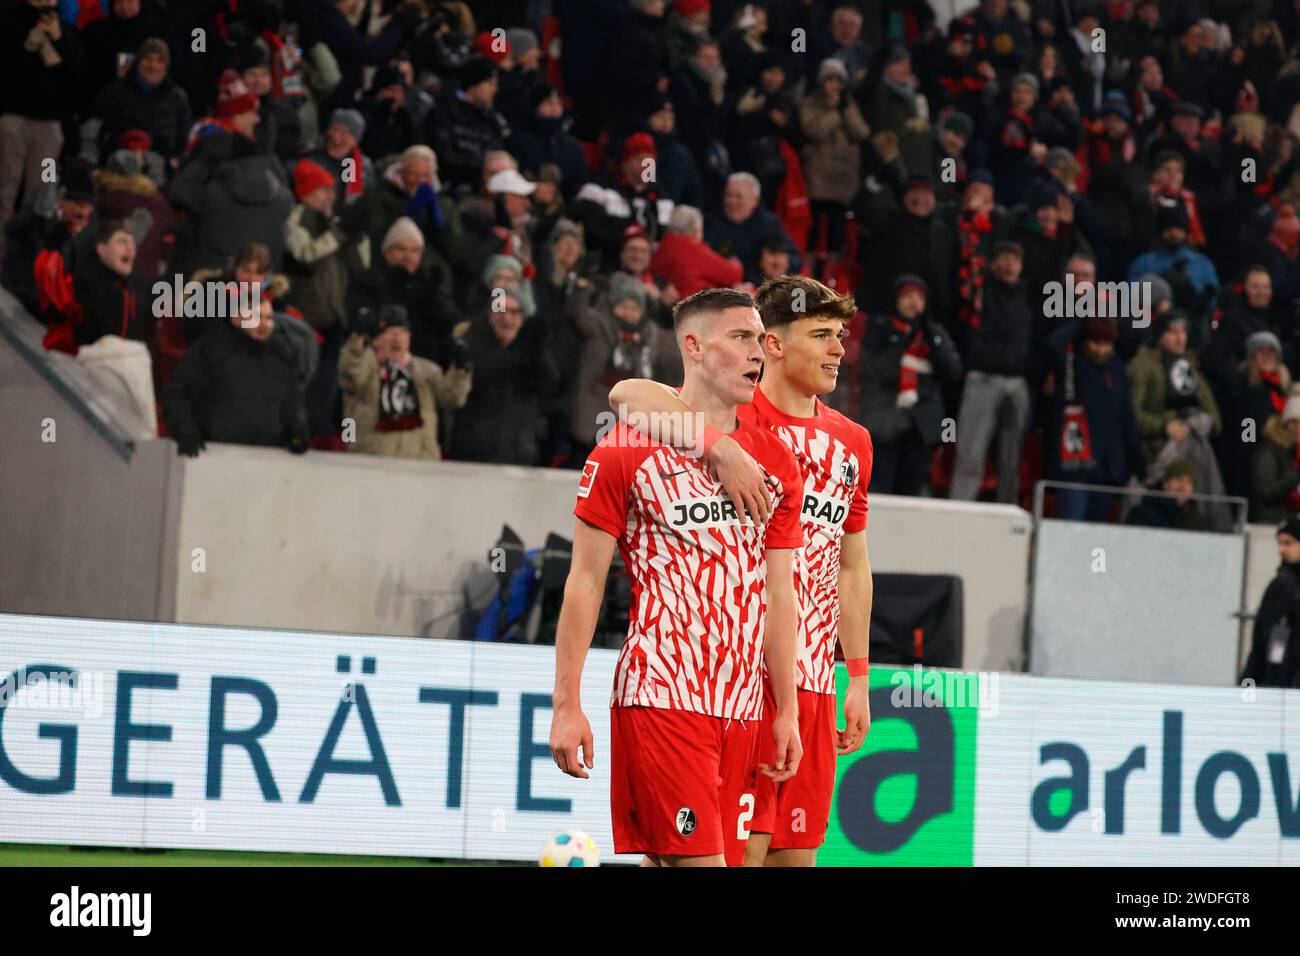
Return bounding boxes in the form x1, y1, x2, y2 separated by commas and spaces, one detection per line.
451, 285, 559, 466
425, 57, 509, 193
210, 68, 261, 140
1203, 267, 1287, 499
1150, 100, 1224, 196
1042, 312, 1145, 523
574, 130, 675, 268
800, 56, 870, 249
91, 147, 178, 282
166, 74, 294, 275
338, 302, 471, 461
856, 173, 953, 317
932, 111, 974, 203
77, 0, 171, 116
857, 274, 964, 496
990, 71, 1046, 206
89, 36, 193, 165
1128, 202, 1221, 333
476, 252, 537, 320
236, 39, 303, 161
496, 28, 545, 130
665, 0, 712, 70
348, 144, 463, 300
299, 108, 375, 208
567, 262, 681, 454
348, 213, 458, 366
283, 159, 351, 335
357, 64, 417, 161
506, 84, 591, 201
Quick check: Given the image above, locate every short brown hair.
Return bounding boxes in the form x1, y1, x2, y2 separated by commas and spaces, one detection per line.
753, 275, 856, 330
94, 219, 131, 246
232, 242, 272, 275
1152, 150, 1185, 172
672, 287, 755, 330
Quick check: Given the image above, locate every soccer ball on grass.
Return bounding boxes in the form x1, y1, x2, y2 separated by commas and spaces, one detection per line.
539, 830, 600, 867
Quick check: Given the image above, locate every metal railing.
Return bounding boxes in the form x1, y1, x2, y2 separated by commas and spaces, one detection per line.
1031, 479, 1249, 533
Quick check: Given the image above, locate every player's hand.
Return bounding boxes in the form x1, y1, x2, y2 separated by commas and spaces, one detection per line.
706, 435, 770, 525
549, 704, 595, 779
760, 709, 802, 783
838, 678, 871, 755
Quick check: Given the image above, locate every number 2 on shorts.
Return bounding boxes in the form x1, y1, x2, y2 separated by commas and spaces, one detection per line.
737, 792, 755, 840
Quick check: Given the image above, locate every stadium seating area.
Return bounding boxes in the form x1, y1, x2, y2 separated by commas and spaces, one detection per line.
1, 0, 1297, 530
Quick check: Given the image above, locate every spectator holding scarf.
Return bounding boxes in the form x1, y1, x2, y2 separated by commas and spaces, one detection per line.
1043, 315, 1145, 522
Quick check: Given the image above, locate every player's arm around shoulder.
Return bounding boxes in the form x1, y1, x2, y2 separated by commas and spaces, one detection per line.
550, 518, 618, 780
608, 379, 773, 523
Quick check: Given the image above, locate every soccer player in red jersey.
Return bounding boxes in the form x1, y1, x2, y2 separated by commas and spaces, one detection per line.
609, 275, 874, 866
549, 288, 806, 867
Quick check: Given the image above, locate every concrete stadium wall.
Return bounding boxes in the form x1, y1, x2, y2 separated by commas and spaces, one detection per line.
0, 295, 180, 624
171, 449, 1032, 671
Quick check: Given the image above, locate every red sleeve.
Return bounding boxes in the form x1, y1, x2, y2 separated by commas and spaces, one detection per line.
764, 443, 805, 550
572, 436, 633, 540
704, 245, 744, 287
844, 426, 873, 534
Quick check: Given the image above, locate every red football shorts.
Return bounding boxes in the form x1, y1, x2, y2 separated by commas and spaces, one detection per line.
751, 685, 838, 850
609, 705, 759, 866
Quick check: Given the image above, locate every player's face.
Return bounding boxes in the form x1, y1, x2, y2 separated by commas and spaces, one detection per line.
697, 306, 765, 405
767, 316, 845, 396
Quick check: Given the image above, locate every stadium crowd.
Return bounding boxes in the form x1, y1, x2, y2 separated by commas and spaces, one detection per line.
5, 0, 1300, 528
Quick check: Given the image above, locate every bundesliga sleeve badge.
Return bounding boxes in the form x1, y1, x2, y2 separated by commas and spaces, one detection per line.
577, 460, 599, 498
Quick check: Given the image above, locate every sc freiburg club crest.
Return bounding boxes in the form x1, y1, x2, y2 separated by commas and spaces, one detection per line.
675, 807, 697, 837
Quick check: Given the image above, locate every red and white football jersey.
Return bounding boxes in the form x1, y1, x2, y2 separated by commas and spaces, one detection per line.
574, 421, 804, 720
740, 386, 873, 695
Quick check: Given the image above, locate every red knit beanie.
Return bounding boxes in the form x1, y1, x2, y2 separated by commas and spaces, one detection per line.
293, 160, 335, 201
475, 31, 512, 63
215, 69, 259, 117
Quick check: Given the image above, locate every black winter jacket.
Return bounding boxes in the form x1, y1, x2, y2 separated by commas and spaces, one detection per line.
857, 312, 963, 445
1242, 561, 1300, 688
963, 274, 1033, 377
164, 319, 309, 450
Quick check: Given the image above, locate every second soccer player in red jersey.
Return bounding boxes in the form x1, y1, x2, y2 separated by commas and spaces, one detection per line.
609, 276, 875, 866
549, 288, 806, 867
